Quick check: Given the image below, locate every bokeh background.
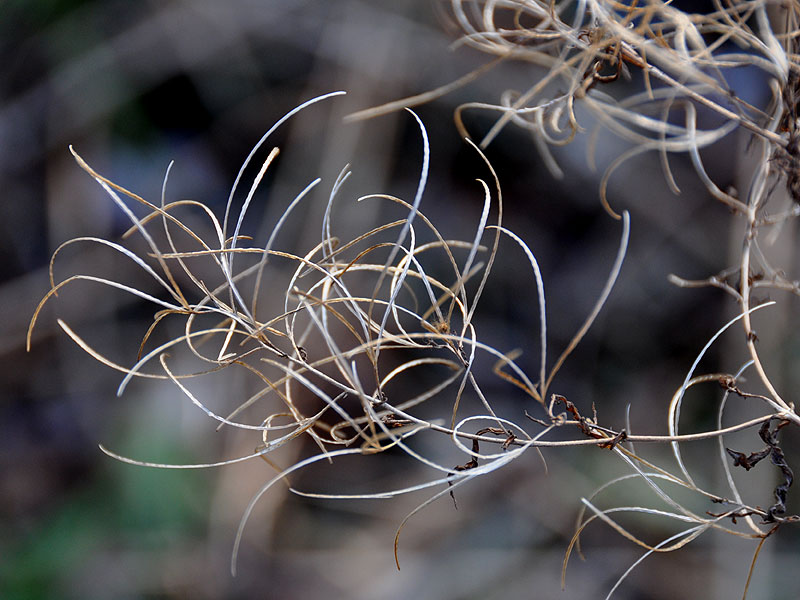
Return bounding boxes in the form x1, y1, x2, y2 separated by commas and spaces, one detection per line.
4, 1, 800, 598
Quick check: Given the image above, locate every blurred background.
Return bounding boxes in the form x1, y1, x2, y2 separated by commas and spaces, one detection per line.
4, 1, 800, 598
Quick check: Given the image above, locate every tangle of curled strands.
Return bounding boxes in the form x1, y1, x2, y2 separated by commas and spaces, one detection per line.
28, 90, 641, 585
349, 1, 791, 217
27, 3, 800, 596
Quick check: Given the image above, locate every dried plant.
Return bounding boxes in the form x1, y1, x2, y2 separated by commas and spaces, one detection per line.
28, 1, 800, 598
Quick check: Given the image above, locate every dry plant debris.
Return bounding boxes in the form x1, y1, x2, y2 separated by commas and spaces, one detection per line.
28, 1, 800, 598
